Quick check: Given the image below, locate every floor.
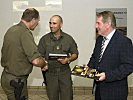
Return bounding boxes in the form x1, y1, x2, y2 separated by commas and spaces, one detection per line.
0, 86, 133, 100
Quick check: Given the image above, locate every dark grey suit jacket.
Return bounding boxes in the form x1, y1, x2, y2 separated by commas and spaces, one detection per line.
88, 30, 133, 100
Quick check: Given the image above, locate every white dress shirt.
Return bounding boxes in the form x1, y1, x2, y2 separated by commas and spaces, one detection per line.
102, 29, 116, 55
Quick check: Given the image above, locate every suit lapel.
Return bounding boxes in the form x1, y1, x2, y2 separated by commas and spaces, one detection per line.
100, 31, 118, 62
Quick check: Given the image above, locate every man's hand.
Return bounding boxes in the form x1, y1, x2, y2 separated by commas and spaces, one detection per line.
57, 54, 78, 64
41, 61, 48, 71
57, 57, 69, 64
95, 72, 106, 81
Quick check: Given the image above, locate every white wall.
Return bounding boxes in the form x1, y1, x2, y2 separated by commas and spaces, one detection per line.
0, 0, 133, 87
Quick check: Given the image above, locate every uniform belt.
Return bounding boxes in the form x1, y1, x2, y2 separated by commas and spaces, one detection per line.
4, 69, 29, 78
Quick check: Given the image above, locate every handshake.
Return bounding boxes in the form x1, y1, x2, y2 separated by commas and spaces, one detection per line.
71, 65, 100, 80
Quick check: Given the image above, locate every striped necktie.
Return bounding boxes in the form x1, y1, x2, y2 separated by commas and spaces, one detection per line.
99, 37, 107, 62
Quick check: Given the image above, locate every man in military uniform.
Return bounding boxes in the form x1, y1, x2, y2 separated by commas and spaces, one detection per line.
1, 8, 48, 100
38, 15, 78, 100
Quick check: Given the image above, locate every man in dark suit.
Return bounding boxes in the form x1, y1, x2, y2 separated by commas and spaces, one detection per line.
87, 11, 133, 100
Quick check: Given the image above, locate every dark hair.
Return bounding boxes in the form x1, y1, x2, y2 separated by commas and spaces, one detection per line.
21, 8, 39, 22
96, 11, 116, 28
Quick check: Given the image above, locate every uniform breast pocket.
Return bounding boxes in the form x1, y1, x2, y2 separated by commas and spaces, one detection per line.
61, 43, 70, 53
45, 42, 54, 51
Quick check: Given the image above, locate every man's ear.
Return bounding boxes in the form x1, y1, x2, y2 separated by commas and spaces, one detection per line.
31, 18, 36, 23
60, 22, 63, 28
106, 21, 111, 28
